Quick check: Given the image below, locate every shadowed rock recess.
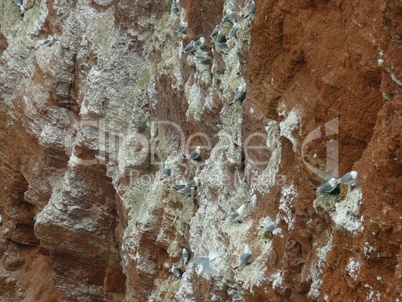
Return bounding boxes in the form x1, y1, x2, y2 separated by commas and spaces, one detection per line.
0, 0, 401, 301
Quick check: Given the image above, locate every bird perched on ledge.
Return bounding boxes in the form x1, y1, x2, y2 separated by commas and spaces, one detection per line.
184, 146, 201, 161
230, 83, 247, 105
260, 223, 277, 239
244, 0, 256, 19
169, 265, 183, 278
337, 171, 358, 186
337, 171, 358, 193
160, 162, 171, 180
182, 248, 191, 266
175, 22, 187, 36
316, 178, 338, 194
234, 244, 252, 269
170, 180, 186, 190
227, 204, 246, 223
186, 177, 198, 188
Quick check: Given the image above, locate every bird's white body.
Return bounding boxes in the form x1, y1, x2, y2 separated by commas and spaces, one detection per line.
230, 204, 246, 222
316, 178, 338, 193
186, 177, 198, 187
234, 244, 252, 269
18, 4, 25, 14
187, 146, 201, 160
191, 255, 219, 276
232, 83, 247, 104
182, 248, 190, 265
194, 37, 205, 49
169, 265, 183, 278
229, 23, 240, 38
260, 223, 277, 234
210, 25, 220, 38
160, 162, 171, 180
225, 9, 237, 24
337, 171, 358, 186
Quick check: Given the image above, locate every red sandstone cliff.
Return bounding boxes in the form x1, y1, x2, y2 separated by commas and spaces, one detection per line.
0, 0, 401, 301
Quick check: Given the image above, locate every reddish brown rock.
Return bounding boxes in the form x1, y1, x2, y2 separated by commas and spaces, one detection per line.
1, 0, 401, 301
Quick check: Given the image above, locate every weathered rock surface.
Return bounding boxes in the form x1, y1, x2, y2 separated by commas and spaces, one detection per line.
0, 0, 401, 301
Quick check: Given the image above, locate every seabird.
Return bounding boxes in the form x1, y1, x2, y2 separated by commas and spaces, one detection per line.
228, 204, 246, 223
232, 292, 244, 301
185, 146, 201, 160
186, 177, 198, 188
230, 83, 247, 105
194, 50, 211, 64
184, 41, 196, 53
170, 0, 179, 14
215, 41, 229, 55
316, 178, 338, 193
260, 223, 277, 238
175, 22, 187, 36
42, 35, 54, 46
234, 244, 252, 269
14, 0, 22, 5
244, 0, 256, 18
260, 223, 277, 234
160, 162, 172, 180
337, 171, 358, 193
18, 4, 24, 14
194, 36, 206, 49
170, 181, 186, 191
210, 25, 220, 39
182, 248, 191, 265
190, 251, 219, 276
215, 30, 227, 43
337, 171, 358, 186
229, 23, 240, 39
247, 193, 257, 205
178, 186, 192, 197
0, 214, 2, 225
224, 9, 237, 24
169, 265, 183, 278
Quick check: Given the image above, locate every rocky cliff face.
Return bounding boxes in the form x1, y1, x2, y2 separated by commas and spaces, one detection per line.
1, 0, 401, 301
